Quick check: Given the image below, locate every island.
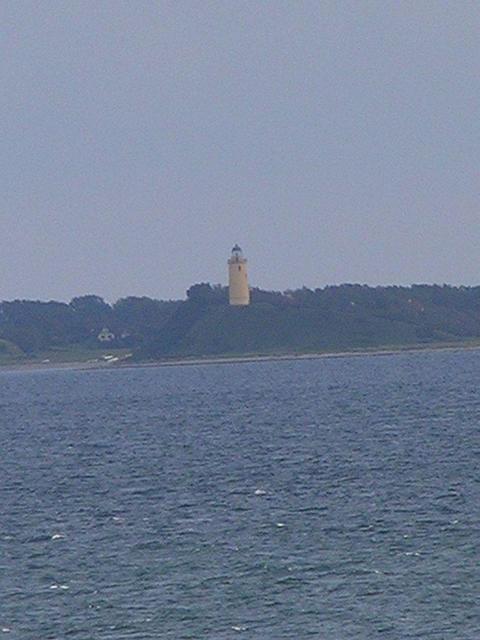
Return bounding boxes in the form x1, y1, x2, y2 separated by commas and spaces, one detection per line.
2, 283, 480, 367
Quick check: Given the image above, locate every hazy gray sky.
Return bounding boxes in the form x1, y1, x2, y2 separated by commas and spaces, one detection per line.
2, 1, 479, 301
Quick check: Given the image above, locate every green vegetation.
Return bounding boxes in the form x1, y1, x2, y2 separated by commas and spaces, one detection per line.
0, 338, 25, 364
3, 283, 480, 365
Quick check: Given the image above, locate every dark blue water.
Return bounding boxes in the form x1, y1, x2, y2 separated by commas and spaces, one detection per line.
1, 350, 479, 639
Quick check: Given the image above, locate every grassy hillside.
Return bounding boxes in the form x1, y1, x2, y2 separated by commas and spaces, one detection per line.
138, 284, 480, 359
0, 338, 25, 364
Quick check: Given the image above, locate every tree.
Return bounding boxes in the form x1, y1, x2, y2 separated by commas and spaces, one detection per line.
186, 283, 227, 305
69, 295, 112, 331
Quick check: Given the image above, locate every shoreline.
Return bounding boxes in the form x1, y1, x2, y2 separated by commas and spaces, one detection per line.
2, 341, 480, 373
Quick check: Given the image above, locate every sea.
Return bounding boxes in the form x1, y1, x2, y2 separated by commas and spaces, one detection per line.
0, 349, 479, 639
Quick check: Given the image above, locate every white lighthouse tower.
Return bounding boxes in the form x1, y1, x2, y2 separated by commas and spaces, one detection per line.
228, 244, 250, 306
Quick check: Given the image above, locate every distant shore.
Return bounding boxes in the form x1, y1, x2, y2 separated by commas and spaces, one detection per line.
2, 341, 480, 374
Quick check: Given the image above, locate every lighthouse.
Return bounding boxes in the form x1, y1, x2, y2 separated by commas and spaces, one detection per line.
228, 244, 250, 306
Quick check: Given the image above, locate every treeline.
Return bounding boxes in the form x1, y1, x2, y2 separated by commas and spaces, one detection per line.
0, 295, 179, 354
3, 283, 480, 359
